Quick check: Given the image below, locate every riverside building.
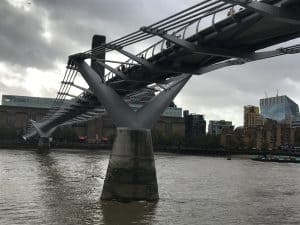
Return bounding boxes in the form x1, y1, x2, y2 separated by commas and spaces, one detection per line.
260, 95, 299, 122
291, 113, 300, 128
244, 105, 264, 129
183, 110, 206, 138
208, 120, 233, 136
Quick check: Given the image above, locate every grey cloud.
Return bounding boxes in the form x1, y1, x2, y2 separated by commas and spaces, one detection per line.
33, 0, 196, 49
0, 1, 68, 69
176, 51, 300, 125
40, 87, 57, 98
0, 0, 199, 70
0, 80, 31, 99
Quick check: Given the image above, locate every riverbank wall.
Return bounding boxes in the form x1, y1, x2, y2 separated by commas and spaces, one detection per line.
1, 141, 299, 156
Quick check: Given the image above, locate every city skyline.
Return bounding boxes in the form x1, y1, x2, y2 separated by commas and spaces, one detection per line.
1, 0, 300, 127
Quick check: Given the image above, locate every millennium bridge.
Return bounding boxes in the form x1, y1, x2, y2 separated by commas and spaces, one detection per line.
23, 0, 300, 201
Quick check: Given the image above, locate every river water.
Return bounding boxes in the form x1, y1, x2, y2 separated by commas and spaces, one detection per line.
0, 149, 299, 225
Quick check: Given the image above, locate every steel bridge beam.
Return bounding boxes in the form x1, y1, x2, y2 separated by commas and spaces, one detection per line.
114, 47, 186, 75
62, 81, 93, 94
192, 44, 300, 75
57, 92, 77, 98
108, 46, 161, 72
96, 60, 129, 81
140, 27, 247, 59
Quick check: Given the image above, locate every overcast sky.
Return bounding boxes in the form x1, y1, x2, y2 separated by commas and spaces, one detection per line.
1, 0, 300, 127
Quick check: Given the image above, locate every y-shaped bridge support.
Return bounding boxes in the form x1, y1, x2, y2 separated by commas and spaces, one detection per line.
30, 120, 57, 151
73, 58, 190, 202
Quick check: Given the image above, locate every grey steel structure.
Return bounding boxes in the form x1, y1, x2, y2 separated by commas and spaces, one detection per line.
22, 0, 300, 201
23, 0, 300, 141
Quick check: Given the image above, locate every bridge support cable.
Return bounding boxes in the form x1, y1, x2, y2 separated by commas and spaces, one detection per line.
96, 60, 129, 80
52, 68, 78, 107
96, 59, 139, 66
108, 46, 182, 76
57, 92, 77, 99
74, 1, 234, 83
61, 108, 106, 126
77, 115, 93, 119
23, 91, 104, 141
61, 82, 93, 94
85, 0, 233, 59
222, 0, 300, 25
110, 46, 161, 72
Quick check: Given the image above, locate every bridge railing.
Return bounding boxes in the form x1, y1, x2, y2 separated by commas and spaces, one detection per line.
104, 1, 236, 82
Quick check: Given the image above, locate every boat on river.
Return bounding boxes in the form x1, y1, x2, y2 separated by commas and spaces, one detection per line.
252, 155, 300, 163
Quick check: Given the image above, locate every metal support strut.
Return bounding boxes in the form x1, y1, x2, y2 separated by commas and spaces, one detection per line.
72, 59, 191, 129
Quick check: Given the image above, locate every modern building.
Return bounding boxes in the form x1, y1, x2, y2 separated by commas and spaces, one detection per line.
183, 110, 206, 138
244, 105, 264, 129
291, 113, 300, 128
260, 95, 299, 122
0, 95, 185, 141
208, 120, 233, 136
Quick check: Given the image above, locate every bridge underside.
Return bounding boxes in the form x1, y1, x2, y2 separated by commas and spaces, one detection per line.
23, 0, 300, 201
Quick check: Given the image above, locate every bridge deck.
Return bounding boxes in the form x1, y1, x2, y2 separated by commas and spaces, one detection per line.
109, 1, 300, 96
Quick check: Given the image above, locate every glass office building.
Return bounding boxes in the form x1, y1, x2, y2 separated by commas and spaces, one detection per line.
260, 95, 299, 122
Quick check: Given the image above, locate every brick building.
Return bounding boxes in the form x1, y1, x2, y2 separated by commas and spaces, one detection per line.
220, 119, 295, 150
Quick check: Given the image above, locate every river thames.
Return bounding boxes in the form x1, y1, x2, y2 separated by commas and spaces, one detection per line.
0, 149, 299, 225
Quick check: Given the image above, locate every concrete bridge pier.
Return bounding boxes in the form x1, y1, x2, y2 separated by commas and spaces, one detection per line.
101, 128, 158, 201
38, 137, 51, 150
27, 120, 56, 151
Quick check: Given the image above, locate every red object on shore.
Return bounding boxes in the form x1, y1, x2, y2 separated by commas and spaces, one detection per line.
79, 136, 88, 142
101, 137, 109, 143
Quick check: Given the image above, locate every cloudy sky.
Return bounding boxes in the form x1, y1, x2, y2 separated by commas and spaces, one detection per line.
1, 0, 300, 127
